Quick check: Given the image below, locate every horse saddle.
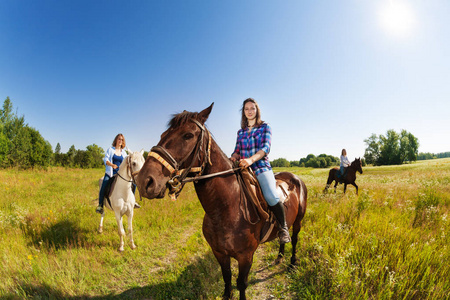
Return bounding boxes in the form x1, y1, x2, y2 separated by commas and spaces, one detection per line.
104, 175, 119, 205
237, 168, 290, 243
337, 167, 348, 181
237, 168, 270, 222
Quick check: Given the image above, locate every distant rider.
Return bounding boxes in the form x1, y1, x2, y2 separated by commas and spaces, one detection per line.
340, 149, 351, 178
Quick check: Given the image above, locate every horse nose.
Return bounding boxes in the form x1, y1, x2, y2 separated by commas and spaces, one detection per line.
144, 176, 155, 196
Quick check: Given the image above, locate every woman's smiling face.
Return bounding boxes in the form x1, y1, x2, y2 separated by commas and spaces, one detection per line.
244, 102, 257, 122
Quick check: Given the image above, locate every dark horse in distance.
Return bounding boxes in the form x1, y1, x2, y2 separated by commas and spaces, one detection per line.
323, 158, 363, 195
136, 103, 307, 300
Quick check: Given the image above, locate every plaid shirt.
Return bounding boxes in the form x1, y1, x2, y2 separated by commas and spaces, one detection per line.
232, 122, 272, 176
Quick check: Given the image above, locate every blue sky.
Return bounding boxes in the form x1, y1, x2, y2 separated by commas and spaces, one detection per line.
1, 0, 449, 161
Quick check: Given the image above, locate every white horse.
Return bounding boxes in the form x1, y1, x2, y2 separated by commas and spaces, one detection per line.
98, 149, 145, 252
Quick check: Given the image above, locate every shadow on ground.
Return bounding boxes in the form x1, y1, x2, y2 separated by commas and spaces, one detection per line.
22, 219, 92, 250
2, 250, 289, 300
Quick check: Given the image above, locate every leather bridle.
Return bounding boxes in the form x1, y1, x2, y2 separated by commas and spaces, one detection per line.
117, 155, 141, 184
147, 119, 213, 200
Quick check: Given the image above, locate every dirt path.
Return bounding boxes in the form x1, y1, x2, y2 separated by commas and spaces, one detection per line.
241, 243, 295, 300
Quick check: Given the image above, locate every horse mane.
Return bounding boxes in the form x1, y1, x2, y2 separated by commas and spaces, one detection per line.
168, 110, 200, 129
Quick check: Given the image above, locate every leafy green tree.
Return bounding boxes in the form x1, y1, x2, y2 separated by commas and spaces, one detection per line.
364, 129, 420, 166
295, 153, 338, 168
364, 134, 380, 165
55, 143, 61, 154
0, 97, 13, 124
272, 158, 290, 167
0, 97, 52, 168
290, 160, 300, 167
67, 145, 77, 167
86, 144, 104, 168
305, 157, 319, 168
398, 130, 419, 163
73, 150, 90, 168
379, 130, 401, 165
0, 131, 9, 166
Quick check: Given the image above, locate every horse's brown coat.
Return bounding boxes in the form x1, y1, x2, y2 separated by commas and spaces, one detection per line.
136, 104, 307, 300
324, 158, 363, 194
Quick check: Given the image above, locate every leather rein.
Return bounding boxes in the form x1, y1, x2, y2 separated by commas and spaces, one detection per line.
147, 119, 240, 200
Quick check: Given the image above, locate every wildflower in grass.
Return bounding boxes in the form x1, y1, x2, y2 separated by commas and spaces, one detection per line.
27, 254, 34, 265
313, 243, 323, 252
388, 270, 397, 286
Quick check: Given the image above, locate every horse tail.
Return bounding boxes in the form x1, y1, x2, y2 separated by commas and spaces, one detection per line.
291, 174, 307, 219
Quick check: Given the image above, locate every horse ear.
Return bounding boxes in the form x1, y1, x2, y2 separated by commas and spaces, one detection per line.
198, 102, 214, 124
140, 149, 144, 155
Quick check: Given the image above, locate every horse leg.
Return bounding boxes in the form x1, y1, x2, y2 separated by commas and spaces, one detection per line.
127, 209, 136, 250
352, 183, 359, 195
212, 251, 232, 300
236, 253, 254, 300
334, 181, 338, 193
344, 183, 347, 194
275, 244, 285, 264
114, 210, 125, 252
98, 212, 105, 233
324, 171, 334, 193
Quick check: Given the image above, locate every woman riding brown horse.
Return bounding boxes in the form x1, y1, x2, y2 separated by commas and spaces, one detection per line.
136, 103, 307, 300
324, 158, 363, 195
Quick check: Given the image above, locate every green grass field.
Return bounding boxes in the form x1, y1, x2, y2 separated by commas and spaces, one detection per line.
1, 158, 449, 299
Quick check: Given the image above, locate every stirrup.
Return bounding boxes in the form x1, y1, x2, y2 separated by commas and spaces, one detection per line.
278, 227, 291, 244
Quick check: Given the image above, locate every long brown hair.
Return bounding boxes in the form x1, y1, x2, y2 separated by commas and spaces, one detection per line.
112, 133, 126, 149
240, 98, 264, 129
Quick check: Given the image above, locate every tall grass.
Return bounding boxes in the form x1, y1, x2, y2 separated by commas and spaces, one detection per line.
282, 159, 450, 299
1, 159, 449, 299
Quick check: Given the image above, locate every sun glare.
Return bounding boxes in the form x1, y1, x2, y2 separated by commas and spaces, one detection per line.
379, 0, 416, 38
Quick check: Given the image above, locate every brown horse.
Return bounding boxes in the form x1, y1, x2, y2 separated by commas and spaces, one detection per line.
136, 103, 307, 300
323, 158, 363, 195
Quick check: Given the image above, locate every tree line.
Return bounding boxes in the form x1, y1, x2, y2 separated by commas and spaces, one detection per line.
2, 97, 447, 169
0, 97, 104, 169
417, 151, 450, 160
272, 154, 341, 168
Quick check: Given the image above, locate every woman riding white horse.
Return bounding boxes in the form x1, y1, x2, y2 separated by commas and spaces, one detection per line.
98, 149, 145, 252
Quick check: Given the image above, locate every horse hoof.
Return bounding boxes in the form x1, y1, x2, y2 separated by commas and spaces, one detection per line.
131, 244, 137, 250
98, 226, 103, 234
118, 247, 124, 252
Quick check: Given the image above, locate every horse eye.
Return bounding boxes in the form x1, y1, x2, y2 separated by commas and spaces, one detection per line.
183, 133, 194, 140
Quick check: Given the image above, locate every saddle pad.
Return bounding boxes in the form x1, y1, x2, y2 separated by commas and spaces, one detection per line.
104, 175, 118, 202
240, 168, 269, 221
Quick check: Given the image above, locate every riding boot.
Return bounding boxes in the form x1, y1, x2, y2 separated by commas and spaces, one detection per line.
269, 202, 291, 244
97, 176, 109, 214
